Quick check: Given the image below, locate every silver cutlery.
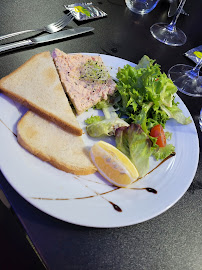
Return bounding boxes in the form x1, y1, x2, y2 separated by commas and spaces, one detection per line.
0, 13, 74, 41
0, 27, 94, 53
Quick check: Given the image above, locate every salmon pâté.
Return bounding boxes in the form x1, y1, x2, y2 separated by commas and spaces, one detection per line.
52, 49, 116, 115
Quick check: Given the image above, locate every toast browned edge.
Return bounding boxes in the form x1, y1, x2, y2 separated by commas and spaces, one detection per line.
0, 52, 83, 136
17, 112, 97, 175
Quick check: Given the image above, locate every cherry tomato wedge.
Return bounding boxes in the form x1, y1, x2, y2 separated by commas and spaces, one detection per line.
150, 124, 166, 147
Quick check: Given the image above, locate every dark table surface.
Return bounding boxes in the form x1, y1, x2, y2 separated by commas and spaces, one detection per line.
0, 0, 202, 269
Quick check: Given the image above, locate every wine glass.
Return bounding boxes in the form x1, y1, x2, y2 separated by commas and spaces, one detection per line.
150, 0, 187, 46
168, 57, 202, 97
199, 108, 202, 132
125, 0, 160, 15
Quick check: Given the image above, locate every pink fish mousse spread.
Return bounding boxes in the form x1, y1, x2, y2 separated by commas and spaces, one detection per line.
52, 48, 116, 115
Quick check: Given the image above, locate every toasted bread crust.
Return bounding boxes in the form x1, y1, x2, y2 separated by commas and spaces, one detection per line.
0, 87, 83, 136
17, 112, 96, 175
18, 133, 96, 175
0, 51, 83, 136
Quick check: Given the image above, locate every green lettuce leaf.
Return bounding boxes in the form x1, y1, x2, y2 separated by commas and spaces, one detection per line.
115, 124, 154, 177
85, 115, 103, 125
161, 105, 192, 125
94, 100, 111, 110
153, 144, 175, 161
114, 55, 190, 134
165, 131, 172, 140
86, 117, 129, 137
135, 55, 154, 70
130, 102, 153, 133
85, 105, 129, 137
115, 123, 176, 176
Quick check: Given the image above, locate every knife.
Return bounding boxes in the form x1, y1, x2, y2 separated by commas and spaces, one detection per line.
0, 27, 94, 53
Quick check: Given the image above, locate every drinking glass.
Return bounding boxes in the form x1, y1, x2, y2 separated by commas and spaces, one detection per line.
168, 57, 202, 97
150, 0, 187, 46
125, 0, 160, 15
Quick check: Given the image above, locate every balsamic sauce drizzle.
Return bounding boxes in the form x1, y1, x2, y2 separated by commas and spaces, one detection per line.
145, 187, 157, 194
31, 188, 119, 201
145, 152, 176, 176
31, 153, 176, 212
129, 187, 157, 194
109, 201, 122, 212
75, 177, 123, 212
0, 119, 17, 137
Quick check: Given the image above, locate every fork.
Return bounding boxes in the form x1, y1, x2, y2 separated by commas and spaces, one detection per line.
0, 13, 74, 41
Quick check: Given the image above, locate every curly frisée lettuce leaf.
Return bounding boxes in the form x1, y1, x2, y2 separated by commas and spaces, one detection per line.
85, 115, 104, 125
115, 55, 191, 134
115, 124, 154, 177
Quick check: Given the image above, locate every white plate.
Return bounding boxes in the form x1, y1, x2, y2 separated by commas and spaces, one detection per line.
0, 54, 199, 228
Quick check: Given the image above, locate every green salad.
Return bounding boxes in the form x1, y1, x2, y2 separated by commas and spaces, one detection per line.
85, 55, 191, 176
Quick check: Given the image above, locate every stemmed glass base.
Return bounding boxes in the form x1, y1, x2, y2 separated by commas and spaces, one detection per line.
168, 64, 202, 97
150, 23, 187, 46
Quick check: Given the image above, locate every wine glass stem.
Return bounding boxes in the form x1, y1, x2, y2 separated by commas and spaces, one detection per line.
166, 0, 187, 32
186, 58, 202, 79
200, 108, 202, 132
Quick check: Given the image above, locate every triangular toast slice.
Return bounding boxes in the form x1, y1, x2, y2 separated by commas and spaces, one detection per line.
17, 111, 96, 175
0, 51, 82, 136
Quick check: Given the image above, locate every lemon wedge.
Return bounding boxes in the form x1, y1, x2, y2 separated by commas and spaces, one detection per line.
90, 141, 139, 187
